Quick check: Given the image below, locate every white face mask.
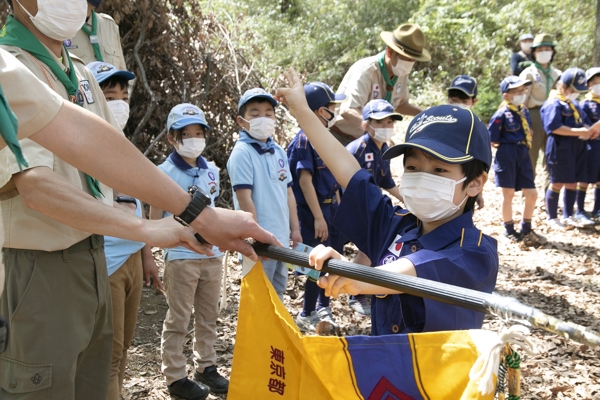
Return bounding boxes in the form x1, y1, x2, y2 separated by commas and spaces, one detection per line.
520, 42, 532, 53
108, 100, 130, 130
392, 59, 415, 77
568, 92, 580, 101
449, 102, 471, 110
321, 108, 337, 129
510, 94, 526, 107
371, 126, 394, 142
399, 172, 468, 222
16, 0, 88, 42
535, 51, 553, 65
244, 117, 275, 140
591, 84, 600, 96
177, 137, 206, 159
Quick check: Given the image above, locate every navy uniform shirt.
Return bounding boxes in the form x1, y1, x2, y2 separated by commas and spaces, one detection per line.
334, 170, 498, 335
582, 98, 600, 124
287, 130, 340, 205
541, 97, 591, 162
346, 133, 396, 190
487, 105, 532, 144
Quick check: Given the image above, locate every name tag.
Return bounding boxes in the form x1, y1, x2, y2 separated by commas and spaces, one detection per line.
89, 35, 99, 44
79, 80, 95, 104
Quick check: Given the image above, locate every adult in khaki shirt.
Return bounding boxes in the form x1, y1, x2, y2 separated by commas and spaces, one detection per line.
0, 2, 278, 399
67, 0, 127, 70
520, 33, 561, 186
333, 23, 431, 145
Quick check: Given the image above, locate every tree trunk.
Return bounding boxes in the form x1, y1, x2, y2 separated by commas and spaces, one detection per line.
594, 0, 600, 66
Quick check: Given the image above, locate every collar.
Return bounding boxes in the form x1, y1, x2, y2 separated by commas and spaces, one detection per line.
239, 130, 276, 155
397, 210, 476, 251
169, 151, 207, 171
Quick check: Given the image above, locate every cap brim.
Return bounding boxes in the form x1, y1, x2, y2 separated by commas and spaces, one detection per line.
448, 86, 475, 97
380, 31, 431, 62
97, 70, 136, 83
368, 112, 403, 121
170, 117, 210, 131
331, 93, 347, 103
239, 94, 278, 111
507, 80, 532, 90
382, 137, 474, 163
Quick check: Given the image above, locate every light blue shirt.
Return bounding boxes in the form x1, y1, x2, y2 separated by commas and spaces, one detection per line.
104, 199, 146, 276
227, 131, 293, 246
158, 151, 223, 260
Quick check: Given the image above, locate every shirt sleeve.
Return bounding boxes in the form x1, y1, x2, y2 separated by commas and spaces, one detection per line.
378, 161, 396, 190
579, 103, 592, 126
292, 136, 314, 175
340, 62, 373, 111
487, 109, 504, 143
541, 101, 565, 134
227, 145, 254, 190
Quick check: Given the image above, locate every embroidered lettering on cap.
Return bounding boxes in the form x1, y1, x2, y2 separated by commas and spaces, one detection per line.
183, 109, 197, 115
409, 113, 458, 137
453, 77, 473, 85
98, 65, 113, 73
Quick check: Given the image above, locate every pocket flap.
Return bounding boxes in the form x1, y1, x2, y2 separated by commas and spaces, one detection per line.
0, 356, 52, 393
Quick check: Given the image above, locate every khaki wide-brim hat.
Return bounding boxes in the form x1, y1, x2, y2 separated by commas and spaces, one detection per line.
380, 23, 431, 62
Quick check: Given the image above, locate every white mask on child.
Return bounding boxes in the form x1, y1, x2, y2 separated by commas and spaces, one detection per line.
392, 59, 415, 77
16, 0, 88, 42
568, 92, 580, 102
520, 42, 533, 53
321, 108, 337, 129
510, 94, 526, 107
108, 100, 130, 130
591, 84, 600, 96
399, 172, 468, 222
535, 51, 553, 65
244, 117, 275, 140
371, 127, 394, 142
177, 137, 205, 159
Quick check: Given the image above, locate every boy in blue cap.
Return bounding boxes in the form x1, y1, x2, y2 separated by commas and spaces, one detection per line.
227, 88, 302, 300
150, 104, 228, 399
276, 68, 498, 335
540, 68, 600, 229
447, 75, 479, 109
88, 61, 135, 130
488, 76, 544, 246
579, 67, 600, 221
346, 98, 403, 315
287, 82, 346, 331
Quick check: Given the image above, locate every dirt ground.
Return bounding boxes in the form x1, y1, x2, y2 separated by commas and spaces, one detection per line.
123, 155, 600, 400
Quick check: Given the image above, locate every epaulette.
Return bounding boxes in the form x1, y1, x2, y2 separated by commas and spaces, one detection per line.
459, 228, 483, 247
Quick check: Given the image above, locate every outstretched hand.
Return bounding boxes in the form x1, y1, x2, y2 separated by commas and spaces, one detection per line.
274, 67, 310, 118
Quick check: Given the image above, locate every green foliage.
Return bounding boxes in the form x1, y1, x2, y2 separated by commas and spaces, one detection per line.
202, 0, 596, 123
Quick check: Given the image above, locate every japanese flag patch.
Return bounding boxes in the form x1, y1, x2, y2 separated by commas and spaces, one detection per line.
365, 153, 374, 162
372, 84, 380, 99
387, 234, 404, 257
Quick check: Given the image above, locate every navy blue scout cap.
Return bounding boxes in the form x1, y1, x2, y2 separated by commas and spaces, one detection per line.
448, 75, 478, 98
237, 88, 278, 113
167, 103, 210, 131
87, 61, 136, 84
304, 82, 346, 111
382, 105, 492, 171
500, 76, 532, 93
585, 67, 600, 84
362, 99, 403, 121
560, 68, 588, 91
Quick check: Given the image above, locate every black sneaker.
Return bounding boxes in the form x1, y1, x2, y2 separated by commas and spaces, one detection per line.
502, 230, 523, 242
194, 365, 229, 394
168, 377, 209, 400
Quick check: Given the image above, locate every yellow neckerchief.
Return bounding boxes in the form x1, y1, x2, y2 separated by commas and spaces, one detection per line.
585, 91, 600, 104
501, 100, 532, 149
550, 89, 582, 125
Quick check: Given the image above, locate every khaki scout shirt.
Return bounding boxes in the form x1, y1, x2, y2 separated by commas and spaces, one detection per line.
67, 13, 127, 70
520, 64, 561, 109
0, 44, 118, 251
335, 54, 409, 138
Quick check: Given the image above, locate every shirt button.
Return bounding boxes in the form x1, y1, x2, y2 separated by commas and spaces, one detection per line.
411, 244, 418, 253
391, 324, 400, 333
9, 381, 17, 389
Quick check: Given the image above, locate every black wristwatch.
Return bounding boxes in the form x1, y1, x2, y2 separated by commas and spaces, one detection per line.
115, 195, 137, 205
174, 188, 212, 244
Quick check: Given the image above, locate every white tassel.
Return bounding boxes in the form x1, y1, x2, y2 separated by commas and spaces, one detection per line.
469, 325, 537, 396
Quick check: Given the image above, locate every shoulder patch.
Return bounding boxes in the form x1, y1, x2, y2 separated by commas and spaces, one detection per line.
459, 228, 483, 247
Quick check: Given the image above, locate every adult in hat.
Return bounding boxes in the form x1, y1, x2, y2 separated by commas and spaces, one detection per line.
332, 23, 431, 145
510, 33, 534, 76
67, 0, 128, 71
519, 33, 561, 187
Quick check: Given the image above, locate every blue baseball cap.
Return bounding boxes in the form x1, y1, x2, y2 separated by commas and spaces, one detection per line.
87, 0, 102, 7
87, 61, 135, 84
382, 105, 492, 171
500, 76, 532, 93
585, 67, 600, 84
237, 88, 277, 113
362, 99, 403, 121
304, 82, 346, 111
560, 68, 588, 92
519, 33, 534, 41
167, 103, 210, 131
448, 75, 478, 98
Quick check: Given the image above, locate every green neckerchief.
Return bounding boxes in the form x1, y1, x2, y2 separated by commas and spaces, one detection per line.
0, 85, 28, 170
377, 51, 397, 102
0, 15, 103, 198
534, 61, 555, 99
80, 10, 103, 62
